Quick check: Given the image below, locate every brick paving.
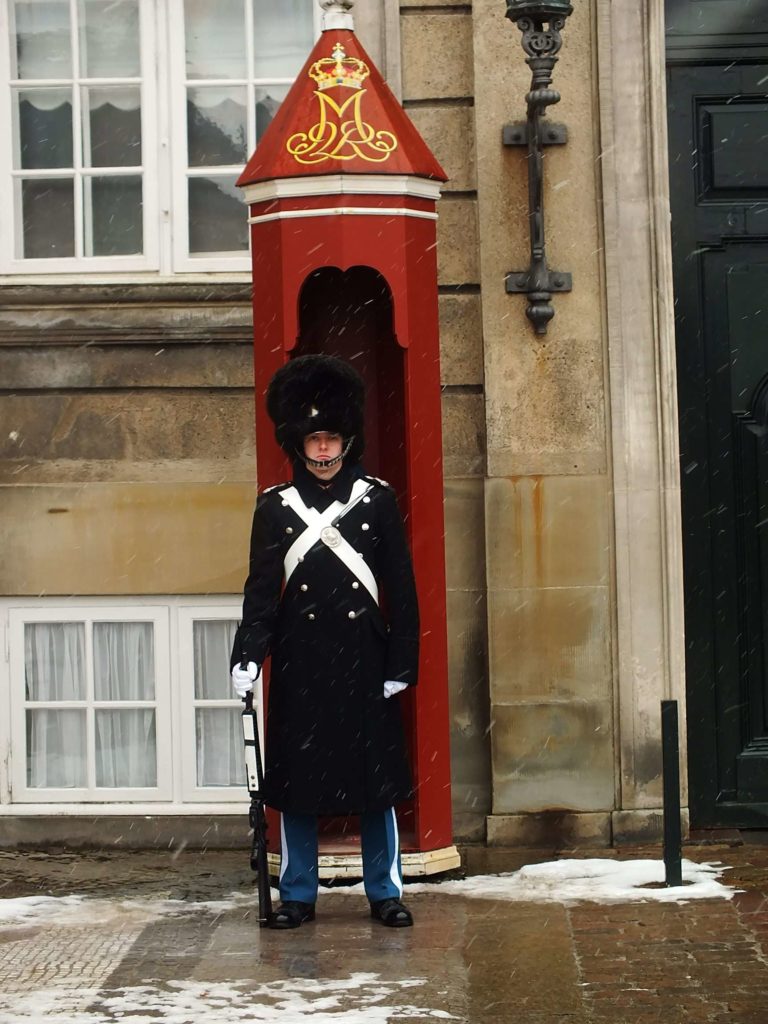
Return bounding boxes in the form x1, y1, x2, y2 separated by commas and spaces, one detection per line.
0, 842, 767, 1022
569, 900, 768, 1022
0, 926, 142, 994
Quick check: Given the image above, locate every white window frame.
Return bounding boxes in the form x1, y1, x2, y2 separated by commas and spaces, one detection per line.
1, 596, 253, 812
0, 0, 321, 279
0, 0, 161, 275
8, 604, 173, 802
177, 605, 263, 803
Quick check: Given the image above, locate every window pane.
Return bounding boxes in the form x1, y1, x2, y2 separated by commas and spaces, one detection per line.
187, 87, 246, 167
95, 709, 157, 787
27, 709, 86, 787
84, 86, 141, 167
193, 620, 238, 699
25, 622, 86, 701
85, 175, 143, 256
252, 0, 314, 79
79, 0, 140, 78
93, 621, 154, 699
13, 0, 72, 80
17, 88, 73, 169
184, 0, 246, 80
255, 84, 287, 144
188, 175, 247, 254
21, 177, 75, 257
196, 708, 242, 787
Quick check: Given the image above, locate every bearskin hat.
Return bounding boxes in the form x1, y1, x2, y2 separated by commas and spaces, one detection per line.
266, 354, 365, 464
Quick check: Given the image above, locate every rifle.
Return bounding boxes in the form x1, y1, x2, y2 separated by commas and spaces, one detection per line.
241, 678, 273, 926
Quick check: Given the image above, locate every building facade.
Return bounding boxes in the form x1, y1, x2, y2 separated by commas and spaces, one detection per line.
1, 0, 766, 847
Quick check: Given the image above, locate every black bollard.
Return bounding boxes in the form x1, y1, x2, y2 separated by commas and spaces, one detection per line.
661, 700, 683, 887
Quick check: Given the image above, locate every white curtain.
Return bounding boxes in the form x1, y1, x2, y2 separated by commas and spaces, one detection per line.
25, 622, 85, 700
25, 623, 86, 787
80, 0, 140, 79
25, 620, 158, 789
252, 0, 314, 78
93, 622, 156, 787
13, 0, 73, 80
193, 620, 241, 786
94, 621, 154, 700
196, 708, 242, 787
184, 0, 246, 79
184, 0, 313, 81
95, 708, 156, 787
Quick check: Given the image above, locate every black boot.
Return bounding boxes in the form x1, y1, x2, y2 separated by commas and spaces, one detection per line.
370, 898, 414, 927
268, 901, 316, 929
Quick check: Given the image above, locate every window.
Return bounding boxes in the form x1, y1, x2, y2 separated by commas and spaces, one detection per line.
5, 600, 255, 806
178, 606, 258, 802
0, 0, 318, 274
173, 0, 314, 267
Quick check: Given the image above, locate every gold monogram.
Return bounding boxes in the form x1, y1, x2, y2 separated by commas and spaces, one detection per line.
286, 45, 398, 165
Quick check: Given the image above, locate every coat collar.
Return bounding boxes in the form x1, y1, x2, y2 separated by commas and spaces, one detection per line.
292, 460, 364, 510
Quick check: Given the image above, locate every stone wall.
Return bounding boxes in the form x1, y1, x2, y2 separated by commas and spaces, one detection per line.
399, 0, 624, 845
472, 0, 615, 844
401, 0, 491, 842
0, 284, 256, 596
1, 0, 682, 847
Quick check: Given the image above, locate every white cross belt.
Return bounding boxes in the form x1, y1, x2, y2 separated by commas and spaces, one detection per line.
280, 480, 379, 605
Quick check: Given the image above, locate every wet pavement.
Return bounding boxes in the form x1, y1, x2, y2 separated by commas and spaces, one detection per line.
1, 840, 768, 1022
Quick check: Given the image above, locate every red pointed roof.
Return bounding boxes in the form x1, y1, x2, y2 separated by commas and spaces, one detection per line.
237, 29, 446, 187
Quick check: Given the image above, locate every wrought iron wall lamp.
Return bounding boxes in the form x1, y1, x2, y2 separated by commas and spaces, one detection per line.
503, 0, 573, 335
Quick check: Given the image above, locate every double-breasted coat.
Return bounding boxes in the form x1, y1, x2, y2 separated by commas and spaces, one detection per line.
231, 461, 419, 815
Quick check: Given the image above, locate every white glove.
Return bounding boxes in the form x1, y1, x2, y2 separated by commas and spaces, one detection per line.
383, 680, 408, 699
232, 661, 260, 698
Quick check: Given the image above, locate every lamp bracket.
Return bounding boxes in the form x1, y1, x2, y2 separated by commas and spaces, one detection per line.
505, 271, 572, 293
502, 2, 573, 335
504, 270, 573, 336
503, 122, 568, 146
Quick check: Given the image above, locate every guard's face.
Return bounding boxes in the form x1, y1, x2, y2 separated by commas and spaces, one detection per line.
303, 431, 343, 479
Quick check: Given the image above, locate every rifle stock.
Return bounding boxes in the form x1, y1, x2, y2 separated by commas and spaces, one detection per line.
241, 683, 273, 926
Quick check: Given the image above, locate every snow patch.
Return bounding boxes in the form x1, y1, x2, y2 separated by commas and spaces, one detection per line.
0, 859, 734, 936
326, 857, 735, 904
0, 975, 460, 1024
412, 857, 736, 904
0, 889, 269, 930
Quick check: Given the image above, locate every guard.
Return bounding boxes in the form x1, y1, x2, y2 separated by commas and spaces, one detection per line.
231, 354, 419, 929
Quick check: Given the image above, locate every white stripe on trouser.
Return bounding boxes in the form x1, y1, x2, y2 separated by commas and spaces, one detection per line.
388, 807, 403, 898
279, 810, 402, 902
279, 814, 289, 887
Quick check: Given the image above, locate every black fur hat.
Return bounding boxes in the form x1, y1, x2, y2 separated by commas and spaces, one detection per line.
266, 354, 365, 464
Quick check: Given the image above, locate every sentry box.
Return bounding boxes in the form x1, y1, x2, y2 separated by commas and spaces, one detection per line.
236, 5, 457, 878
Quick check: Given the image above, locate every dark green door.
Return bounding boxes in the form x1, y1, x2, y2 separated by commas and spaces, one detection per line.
667, 3, 768, 826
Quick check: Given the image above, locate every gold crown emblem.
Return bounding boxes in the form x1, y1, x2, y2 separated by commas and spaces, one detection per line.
309, 43, 369, 91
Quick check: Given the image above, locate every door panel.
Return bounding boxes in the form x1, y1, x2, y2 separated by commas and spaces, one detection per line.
666, 0, 768, 40
668, 59, 768, 826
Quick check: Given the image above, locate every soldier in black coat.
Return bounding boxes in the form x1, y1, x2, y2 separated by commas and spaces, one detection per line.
231, 355, 418, 929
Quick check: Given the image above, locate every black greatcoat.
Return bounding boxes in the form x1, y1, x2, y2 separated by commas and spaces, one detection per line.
231, 461, 419, 815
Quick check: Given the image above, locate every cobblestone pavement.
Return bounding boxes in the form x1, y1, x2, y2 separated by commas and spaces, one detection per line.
1, 841, 768, 1022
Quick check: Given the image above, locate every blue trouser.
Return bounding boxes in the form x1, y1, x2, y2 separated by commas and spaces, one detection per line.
279, 808, 404, 904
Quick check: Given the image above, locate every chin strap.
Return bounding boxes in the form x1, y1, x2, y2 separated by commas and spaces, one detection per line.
300, 435, 355, 470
